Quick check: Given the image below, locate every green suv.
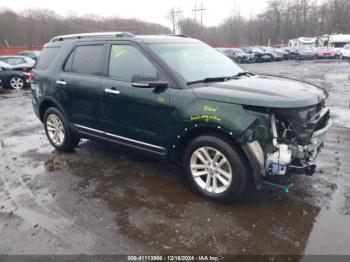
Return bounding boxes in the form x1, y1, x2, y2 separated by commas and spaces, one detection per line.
31, 32, 331, 202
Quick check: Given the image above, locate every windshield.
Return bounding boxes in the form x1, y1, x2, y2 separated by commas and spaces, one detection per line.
149, 43, 243, 83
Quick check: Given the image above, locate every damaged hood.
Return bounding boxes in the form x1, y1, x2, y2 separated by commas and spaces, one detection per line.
191, 75, 327, 108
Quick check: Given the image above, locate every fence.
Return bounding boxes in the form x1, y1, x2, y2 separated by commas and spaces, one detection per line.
0, 46, 42, 56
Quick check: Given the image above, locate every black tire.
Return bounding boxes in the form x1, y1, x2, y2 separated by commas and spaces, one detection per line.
183, 134, 251, 202
43, 107, 80, 152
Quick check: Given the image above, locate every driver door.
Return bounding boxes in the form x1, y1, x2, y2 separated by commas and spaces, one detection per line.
101, 43, 173, 150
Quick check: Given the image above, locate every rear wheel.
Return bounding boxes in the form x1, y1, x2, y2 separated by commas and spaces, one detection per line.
8, 76, 25, 89
44, 107, 80, 152
183, 135, 251, 202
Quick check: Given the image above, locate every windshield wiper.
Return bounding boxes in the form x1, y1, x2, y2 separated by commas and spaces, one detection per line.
187, 76, 231, 85
187, 71, 254, 85
232, 71, 254, 78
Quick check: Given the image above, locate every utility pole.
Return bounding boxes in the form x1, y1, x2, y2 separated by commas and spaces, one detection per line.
192, 3, 205, 31
170, 7, 182, 34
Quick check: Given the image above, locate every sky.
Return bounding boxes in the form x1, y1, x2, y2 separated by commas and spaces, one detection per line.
1, 0, 268, 28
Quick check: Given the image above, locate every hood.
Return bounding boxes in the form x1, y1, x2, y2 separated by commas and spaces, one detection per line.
191, 75, 327, 108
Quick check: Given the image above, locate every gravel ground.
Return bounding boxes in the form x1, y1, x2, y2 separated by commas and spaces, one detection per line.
0, 60, 350, 256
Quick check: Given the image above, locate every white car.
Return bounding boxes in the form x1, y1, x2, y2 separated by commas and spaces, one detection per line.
340, 44, 350, 59
0, 55, 35, 71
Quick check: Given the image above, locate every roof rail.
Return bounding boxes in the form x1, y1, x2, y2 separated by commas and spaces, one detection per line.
50, 32, 135, 42
167, 34, 190, 38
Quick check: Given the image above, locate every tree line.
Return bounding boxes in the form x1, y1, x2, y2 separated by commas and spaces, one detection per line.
181, 0, 350, 47
1, 0, 350, 47
0, 8, 171, 47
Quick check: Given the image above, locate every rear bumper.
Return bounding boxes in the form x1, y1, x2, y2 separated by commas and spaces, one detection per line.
315, 54, 336, 59
32, 99, 40, 119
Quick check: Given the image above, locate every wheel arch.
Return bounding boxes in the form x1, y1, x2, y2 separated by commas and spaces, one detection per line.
169, 124, 262, 185
38, 97, 66, 122
171, 125, 245, 164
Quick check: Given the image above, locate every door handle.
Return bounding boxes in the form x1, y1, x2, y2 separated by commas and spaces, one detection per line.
56, 80, 67, 85
104, 88, 120, 95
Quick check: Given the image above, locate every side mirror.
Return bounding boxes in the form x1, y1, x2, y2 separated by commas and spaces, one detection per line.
131, 73, 168, 89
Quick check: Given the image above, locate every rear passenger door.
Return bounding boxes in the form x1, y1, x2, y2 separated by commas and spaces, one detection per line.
57, 44, 106, 129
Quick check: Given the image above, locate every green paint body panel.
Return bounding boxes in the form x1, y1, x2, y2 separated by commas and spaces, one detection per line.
191, 75, 327, 108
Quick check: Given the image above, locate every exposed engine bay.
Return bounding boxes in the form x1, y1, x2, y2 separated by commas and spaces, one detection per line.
245, 100, 332, 181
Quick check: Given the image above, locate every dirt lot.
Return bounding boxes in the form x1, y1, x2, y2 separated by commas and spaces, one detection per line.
0, 60, 350, 256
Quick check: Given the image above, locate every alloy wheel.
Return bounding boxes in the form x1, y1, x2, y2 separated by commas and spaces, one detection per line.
10, 77, 24, 89
46, 114, 65, 146
190, 147, 232, 194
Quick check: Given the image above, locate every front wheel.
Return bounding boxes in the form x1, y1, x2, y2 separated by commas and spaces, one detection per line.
8, 76, 25, 89
44, 107, 80, 152
183, 135, 251, 202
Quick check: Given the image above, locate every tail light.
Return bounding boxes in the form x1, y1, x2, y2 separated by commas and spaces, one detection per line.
23, 71, 35, 81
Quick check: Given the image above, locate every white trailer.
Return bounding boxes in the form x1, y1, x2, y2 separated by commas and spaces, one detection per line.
328, 34, 350, 48
288, 37, 316, 47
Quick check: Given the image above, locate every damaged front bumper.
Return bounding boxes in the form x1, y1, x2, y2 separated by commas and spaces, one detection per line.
244, 108, 332, 191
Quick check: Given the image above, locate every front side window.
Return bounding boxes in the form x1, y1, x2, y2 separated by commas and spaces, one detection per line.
149, 43, 243, 83
108, 45, 157, 82
70, 45, 104, 75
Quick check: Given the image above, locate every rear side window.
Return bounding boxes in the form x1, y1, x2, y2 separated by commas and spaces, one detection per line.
35, 47, 60, 70
68, 45, 104, 76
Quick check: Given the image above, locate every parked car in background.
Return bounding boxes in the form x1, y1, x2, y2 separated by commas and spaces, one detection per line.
0, 61, 28, 89
242, 47, 272, 62
0, 56, 35, 71
254, 46, 274, 61
314, 47, 336, 59
222, 48, 253, 63
18, 50, 41, 61
222, 48, 242, 63
273, 48, 289, 60
259, 46, 283, 61
236, 48, 255, 63
340, 44, 350, 59
289, 46, 315, 60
